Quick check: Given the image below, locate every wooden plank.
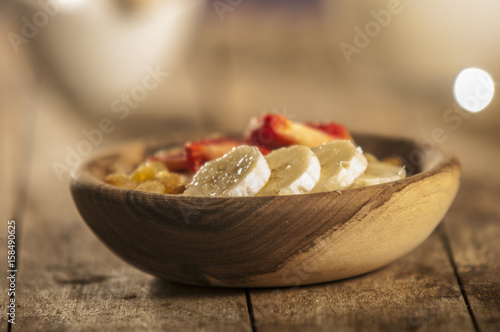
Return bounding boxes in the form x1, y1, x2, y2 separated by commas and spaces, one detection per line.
12, 86, 251, 331
443, 178, 500, 332
248, 230, 474, 332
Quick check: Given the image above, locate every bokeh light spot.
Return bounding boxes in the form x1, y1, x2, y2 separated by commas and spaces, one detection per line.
454, 68, 494, 113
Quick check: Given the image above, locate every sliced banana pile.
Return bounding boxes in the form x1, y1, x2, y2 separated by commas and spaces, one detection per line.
183, 141, 405, 197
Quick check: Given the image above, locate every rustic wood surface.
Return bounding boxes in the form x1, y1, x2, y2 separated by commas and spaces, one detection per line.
1, 3, 500, 331
442, 179, 500, 332
248, 230, 475, 332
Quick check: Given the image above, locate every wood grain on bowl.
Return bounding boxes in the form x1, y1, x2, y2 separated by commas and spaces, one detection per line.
70, 134, 460, 287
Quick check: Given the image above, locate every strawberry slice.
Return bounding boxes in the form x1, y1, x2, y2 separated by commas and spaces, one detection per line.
244, 114, 337, 149
244, 114, 295, 149
147, 148, 189, 172
185, 137, 243, 172
306, 122, 353, 141
256, 146, 272, 155
147, 137, 243, 173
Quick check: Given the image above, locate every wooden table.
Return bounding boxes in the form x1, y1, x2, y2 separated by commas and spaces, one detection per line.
1, 6, 499, 332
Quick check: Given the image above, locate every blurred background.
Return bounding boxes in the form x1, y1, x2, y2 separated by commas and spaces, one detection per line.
1, 0, 500, 189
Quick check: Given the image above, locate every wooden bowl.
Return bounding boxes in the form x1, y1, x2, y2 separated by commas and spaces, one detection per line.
70, 134, 460, 287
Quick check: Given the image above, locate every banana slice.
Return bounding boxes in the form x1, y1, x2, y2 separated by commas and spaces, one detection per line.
183, 145, 270, 197
350, 155, 406, 189
311, 140, 368, 193
257, 145, 321, 196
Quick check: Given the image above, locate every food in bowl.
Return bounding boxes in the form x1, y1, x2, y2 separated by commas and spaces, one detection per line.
105, 114, 406, 196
